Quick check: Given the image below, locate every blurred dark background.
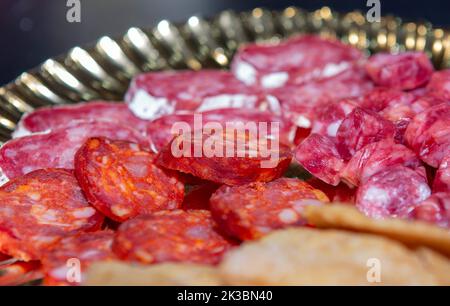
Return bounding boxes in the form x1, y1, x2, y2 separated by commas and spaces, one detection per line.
1, 0, 449, 86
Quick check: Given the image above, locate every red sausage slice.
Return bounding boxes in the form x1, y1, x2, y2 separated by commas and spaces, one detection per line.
157, 129, 292, 186
113, 210, 234, 265
0, 169, 104, 261
41, 231, 115, 285
74, 137, 184, 222
356, 165, 431, 219
0, 120, 148, 182
210, 178, 329, 240
365, 52, 434, 90
13, 101, 149, 138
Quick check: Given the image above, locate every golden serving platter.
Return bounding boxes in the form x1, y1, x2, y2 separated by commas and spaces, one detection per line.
0, 6, 449, 145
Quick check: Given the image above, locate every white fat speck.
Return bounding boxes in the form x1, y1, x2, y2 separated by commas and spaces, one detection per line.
0, 168, 9, 186
22, 166, 36, 175
261, 72, 289, 89
234, 61, 257, 85
50, 266, 70, 281
28, 192, 41, 201
295, 115, 311, 128
111, 205, 131, 217
278, 209, 299, 224
363, 186, 391, 205
321, 62, 350, 78
101, 156, 109, 165
417, 183, 431, 202
326, 120, 342, 137
12, 127, 51, 139
72, 207, 96, 219
128, 90, 174, 120
197, 94, 257, 112
266, 95, 281, 115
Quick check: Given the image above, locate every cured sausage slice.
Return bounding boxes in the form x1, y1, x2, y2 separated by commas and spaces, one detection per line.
0, 169, 104, 261
426, 69, 450, 100
231, 35, 363, 88
41, 231, 115, 286
356, 165, 431, 219
0, 120, 148, 182
294, 134, 344, 186
412, 192, 450, 228
125, 70, 274, 120
269, 67, 373, 128
360, 88, 416, 113
13, 101, 149, 138
335, 107, 396, 160
147, 108, 295, 151
113, 210, 234, 265
210, 178, 329, 240
311, 98, 359, 137
341, 139, 424, 187
157, 129, 292, 186
404, 102, 450, 168
433, 156, 450, 193
74, 137, 184, 222
365, 52, 434, 90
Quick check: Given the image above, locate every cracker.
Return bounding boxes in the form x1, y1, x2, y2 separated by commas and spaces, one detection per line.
219, 228, 439, 285
84, 261, 222, 286
304, 204, 450, 257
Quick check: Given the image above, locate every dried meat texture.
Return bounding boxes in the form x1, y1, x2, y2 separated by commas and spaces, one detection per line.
210, 178, 329, 240
41, 231, 116, 286
182, 183, 219, 210
113, 210, 233, 265
147, 108, 295, 151
412, 193, 450, 228
0, 169, 103, 261
157, 129, 292, 186
125, 70, 274, 120
231, 35, 364, 88
404, 102, 450, 168
341, 139, 424, 187
269, 66, 373, 128
335, 107, 396, 160
294, 134, 345, 186
365, 52, 434, 90
356, 165, 431, 219
360, 88, 416, 113
426, 69, 450, 100
74, 137, 184, 222
0, 120, 148, 182
311, 98, 359, 137
13, 101, 149, 138
433, 155, 450, 193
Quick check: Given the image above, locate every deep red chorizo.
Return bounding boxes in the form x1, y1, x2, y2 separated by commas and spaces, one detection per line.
210, 178, 329, 241
0, 169, 104, 261
156, 129, 292, 186
41, 231, 115, 286
113, 210, 234, 265
74, 137, 184, 222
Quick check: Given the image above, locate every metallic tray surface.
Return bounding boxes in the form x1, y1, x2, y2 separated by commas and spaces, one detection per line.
0, 6, 449, 144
